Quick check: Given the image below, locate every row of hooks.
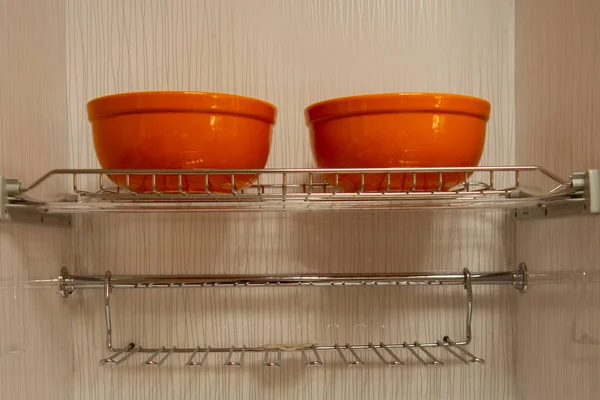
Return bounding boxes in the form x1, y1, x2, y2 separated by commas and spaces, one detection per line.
100, 337, 484, 368
58, 266, 521, 369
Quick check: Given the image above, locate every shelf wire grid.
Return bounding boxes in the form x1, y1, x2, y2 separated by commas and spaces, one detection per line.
14, 166, 577, 213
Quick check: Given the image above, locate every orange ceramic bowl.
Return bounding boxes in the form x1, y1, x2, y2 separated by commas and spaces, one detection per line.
305, 93, 491, 192
87, 91, 277, 193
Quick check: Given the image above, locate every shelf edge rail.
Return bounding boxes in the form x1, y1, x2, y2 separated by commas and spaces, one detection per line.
55, 263, 528, 369
1, 166, 597, 223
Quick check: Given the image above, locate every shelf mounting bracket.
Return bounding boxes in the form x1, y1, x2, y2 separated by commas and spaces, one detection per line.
584, 169, 599, 214
0, 175, 71, 227
514, 169, 599, 220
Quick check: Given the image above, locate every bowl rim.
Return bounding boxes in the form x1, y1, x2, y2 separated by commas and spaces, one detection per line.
305, 92, 491, 124
87, 91, 277, 123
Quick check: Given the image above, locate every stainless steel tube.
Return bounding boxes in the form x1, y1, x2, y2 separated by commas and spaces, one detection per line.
61, 270, 521, 290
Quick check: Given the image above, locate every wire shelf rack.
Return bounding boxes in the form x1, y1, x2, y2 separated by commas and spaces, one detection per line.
55, 264, 528, 369
2, 166, 597, 225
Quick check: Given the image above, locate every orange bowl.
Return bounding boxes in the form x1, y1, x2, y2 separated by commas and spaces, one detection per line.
305, 93, 491, 192
87, 91, 277, 193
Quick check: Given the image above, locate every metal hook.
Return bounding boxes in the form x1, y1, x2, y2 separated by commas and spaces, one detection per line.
99, 347, 129, 366
437, 340, 470, 364
413, 342, 443, 366
444, 337, 485, 364
185, 346, 211, 367
263, 349, 281, 368
403, 342, 428, 365
142, 347, 164, 366
224, 346, 245, 367
104, 271, 113, 350
99, 344, 140, 366
463, 268, 473, 343
334, 343, 364, 367
143, 346, 176, 367
403, 342, 442, 366
369, 343, 403, 367
301, 346, 324, 368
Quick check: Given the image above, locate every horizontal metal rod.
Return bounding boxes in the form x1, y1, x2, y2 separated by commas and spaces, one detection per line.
21, 165, 566, 193
36, 165, 548, 176
79, 190, 514, 199
107, 339, 469, 354
61, 269, 523, 292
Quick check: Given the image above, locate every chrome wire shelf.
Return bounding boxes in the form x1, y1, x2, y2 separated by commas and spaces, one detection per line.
55, 264, 528, 369
1, 166, 597, 225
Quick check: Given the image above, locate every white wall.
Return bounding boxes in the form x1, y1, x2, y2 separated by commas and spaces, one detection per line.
0, 0, 72, 398
515, 0, 600, 398
7, 1, 600, 398
0, 0, 517, 399
64, 1, 516, 399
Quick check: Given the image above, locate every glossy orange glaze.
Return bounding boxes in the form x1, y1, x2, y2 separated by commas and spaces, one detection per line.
87, 91, 277, 193
305, 93, 491, 192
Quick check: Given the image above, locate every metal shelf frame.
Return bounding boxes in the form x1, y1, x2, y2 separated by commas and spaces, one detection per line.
1, 166, 598, 225
56, 263, 528, 369
4, 166, 594, 367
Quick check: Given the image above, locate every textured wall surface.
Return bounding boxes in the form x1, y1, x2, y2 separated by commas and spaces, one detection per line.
0, 0, 72, 399
64, 1, 516, 399
7, 1, 599, 398
515, 0, 600, 399
1, 0, 517, 399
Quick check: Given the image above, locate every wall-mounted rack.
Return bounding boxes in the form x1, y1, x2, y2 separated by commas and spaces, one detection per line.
1, 166, 598, 226
56, 263, 528, 369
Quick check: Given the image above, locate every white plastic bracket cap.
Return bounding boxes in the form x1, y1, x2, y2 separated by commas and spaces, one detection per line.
0, 176, 21, 221
585, 169, 599, 214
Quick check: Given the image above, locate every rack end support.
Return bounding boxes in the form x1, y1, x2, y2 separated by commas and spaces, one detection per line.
514, 169, 599, 220
0, 176, 20, 221
59, 267, 74, 298
0, 175, 71, 227
584, 169, 599, 214
571, 169, 599, 214
513, 263, 528, 293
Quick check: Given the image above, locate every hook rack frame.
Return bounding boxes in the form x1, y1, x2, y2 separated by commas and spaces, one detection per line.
57, 263, 528, 369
